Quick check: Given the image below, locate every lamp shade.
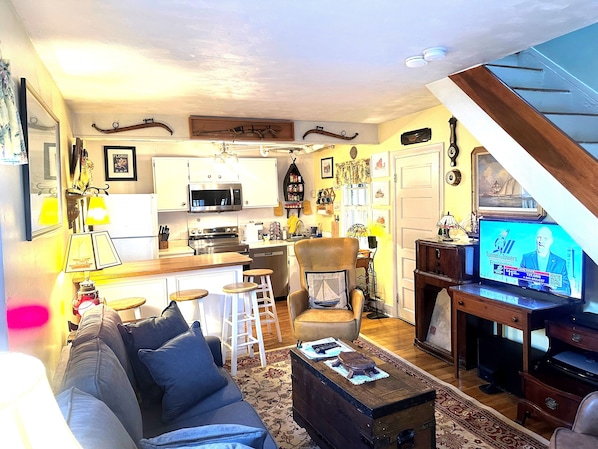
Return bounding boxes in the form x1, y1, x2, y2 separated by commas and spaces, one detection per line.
86, 196, 110, 225
0, 352, 83, 448
64, 231, 122, 273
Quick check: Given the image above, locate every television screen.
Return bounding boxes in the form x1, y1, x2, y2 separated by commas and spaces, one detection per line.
478, 218, 584, 301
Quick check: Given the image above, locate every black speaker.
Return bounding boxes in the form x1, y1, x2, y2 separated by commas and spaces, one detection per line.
368, 236, 377, 249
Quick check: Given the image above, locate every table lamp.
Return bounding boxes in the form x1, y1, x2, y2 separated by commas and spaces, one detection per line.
64, 231, 121, 316
437, 212, 461, 241
0, 352, 83, 448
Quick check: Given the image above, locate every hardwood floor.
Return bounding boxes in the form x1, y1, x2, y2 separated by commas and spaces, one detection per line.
262, 301, 554, 441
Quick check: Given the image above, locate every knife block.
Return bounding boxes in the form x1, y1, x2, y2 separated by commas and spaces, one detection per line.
159, 241, 169, 249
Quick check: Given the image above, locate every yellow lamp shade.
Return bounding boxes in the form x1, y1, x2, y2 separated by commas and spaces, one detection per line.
86, 196, 110, 225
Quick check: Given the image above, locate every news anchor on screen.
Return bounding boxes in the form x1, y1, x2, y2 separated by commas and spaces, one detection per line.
519, 226, 571, 295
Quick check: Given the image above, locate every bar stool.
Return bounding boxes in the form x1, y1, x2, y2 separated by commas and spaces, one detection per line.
221, 281, 266, 376
106, 297, 146, 321
169, 289, 209, 332
243, 268, 282, 342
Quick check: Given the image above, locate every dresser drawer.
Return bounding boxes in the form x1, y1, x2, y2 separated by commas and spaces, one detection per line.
455, 296, 524, 329
521, 373, 580, 426
546, 321, 598, 353
415, 239, 478, 282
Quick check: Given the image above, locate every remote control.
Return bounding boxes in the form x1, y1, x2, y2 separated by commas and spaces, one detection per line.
312, 341, 341, 354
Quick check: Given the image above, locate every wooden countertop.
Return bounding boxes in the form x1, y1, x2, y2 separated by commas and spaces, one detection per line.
74, 252, 252, 283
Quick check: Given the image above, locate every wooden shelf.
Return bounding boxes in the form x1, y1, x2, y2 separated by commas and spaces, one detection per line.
189, 116, 295, 141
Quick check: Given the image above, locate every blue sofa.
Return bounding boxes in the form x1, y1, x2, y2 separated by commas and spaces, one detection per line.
56, 303, 277, 449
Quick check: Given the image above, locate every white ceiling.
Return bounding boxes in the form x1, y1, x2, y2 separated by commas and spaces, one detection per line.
9, 0, 598, 125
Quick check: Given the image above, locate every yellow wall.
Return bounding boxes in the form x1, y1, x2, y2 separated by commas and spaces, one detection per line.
1, 0, 74, 371
313, 105, 483, 311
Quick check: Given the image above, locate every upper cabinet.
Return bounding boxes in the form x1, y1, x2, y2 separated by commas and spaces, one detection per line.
237, 158, 279, 208
153, 158, 189, 211
189, 158, 239, 183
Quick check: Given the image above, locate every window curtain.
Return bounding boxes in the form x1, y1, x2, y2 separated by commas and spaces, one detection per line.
0, 61, 27, 165
334, 158, 370, 186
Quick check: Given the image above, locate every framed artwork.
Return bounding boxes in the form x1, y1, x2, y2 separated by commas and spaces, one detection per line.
320, 157, 333, 179
371, 209, 390, 231
370, 151, 389, 178
472, 146, 545, 219
104, 146, 137, 181
19, 78, 62, 240
371, 181, 389, 206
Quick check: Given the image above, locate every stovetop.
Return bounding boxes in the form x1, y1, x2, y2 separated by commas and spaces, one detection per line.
188, 226, 249, 255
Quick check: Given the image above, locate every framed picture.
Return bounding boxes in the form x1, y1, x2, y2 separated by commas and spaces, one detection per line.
19, 78, 63, 240
371, 209, 390, 231
472, 146, 545, 219
320, 157, 333, 179
370, 151, 389, 178
104, 146, 137, 181
371, 181, 389, 206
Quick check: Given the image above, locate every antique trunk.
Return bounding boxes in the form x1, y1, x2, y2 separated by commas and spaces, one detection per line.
290, 346, 436, 449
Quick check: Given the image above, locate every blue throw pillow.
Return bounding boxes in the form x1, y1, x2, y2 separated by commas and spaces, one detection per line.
118, 301, 189, 405
138, 321, 228, 422
138, 424, 266, 449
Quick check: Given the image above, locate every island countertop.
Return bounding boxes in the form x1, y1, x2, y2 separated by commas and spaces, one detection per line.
74, 252, 252, 283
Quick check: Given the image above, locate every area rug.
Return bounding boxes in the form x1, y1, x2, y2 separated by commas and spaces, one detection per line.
228, 338, 549, 449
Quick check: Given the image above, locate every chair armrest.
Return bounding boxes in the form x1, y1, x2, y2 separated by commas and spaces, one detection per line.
287, 290, 309, 330
572, 391, 598, 436
205, 335, 223, 367
349, 288, 365, 329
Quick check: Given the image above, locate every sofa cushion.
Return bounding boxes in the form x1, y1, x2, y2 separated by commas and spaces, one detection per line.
56, 387, 137, 449
138, 424, 267, 449
139, 321, 228, 422
72, 304, 136, 387
118, 300, 189, 404
306, 270, 350, 309
60, 338, 143, 442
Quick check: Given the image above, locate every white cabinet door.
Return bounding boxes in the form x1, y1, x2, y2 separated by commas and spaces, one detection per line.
189, 158, 239, 183
238, 158, 279, 208
153, 158, 189, 211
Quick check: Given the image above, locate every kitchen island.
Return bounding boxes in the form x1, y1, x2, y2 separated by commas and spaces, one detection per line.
74, 252, 252, 335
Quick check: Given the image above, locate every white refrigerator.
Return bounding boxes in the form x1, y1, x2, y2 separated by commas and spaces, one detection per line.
94, 194, 159, 262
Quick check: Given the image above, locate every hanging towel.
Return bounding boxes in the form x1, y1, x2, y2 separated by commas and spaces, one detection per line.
0, 61, 27, 165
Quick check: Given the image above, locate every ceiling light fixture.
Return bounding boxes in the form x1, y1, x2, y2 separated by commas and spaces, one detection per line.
423, 46, 447, 62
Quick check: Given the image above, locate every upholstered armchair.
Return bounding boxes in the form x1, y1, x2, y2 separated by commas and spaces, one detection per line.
550, 391, 598, 449
287, 237, 365, 344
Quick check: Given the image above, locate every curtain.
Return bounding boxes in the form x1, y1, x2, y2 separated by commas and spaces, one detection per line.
0, 61, 27, 165
334, 158, 370, 185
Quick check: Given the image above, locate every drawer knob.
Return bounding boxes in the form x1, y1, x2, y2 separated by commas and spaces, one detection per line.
571, 333, 583, 343
545, 397, 558, 411
435, 249, 441, 259
511, 316, 519, 323
458, 301, 464, 306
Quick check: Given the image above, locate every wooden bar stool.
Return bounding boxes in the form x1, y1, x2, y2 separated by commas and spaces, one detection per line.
243, 268, 282, 342
169, 289, 209, 332
106, 297, 146, 321
221, 281, 266, 376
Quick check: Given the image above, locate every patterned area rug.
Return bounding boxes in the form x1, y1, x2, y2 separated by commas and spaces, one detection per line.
228, 338, 549, 449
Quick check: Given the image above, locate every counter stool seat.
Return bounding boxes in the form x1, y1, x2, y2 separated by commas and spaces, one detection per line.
106, 297, 146, 321
221, 282, 266, 375
170, 288, 210, 332
243, 268, 282, 342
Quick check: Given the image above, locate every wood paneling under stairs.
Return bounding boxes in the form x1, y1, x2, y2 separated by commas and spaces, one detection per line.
259, 301, 554, 441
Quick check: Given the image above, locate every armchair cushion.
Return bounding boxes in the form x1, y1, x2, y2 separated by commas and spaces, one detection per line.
306, 270, 350, 310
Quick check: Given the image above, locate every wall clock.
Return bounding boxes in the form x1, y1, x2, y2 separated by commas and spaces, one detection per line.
448, 117, 459, 167
445, 169, 462, 186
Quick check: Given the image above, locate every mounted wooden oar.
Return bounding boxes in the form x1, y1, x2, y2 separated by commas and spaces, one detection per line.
302, 125, 358, 140
92, 118, 174, 135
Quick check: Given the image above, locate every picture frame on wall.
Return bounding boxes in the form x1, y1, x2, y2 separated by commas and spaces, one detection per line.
321, 157, 334, 179
472, 146, 545, 219
104, 146, 137, 181
370, 151, 389, 178
371, 209, 390, 231
371, 181, 389, 206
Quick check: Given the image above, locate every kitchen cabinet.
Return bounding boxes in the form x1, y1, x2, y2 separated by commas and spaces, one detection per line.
153, 157, 190, 211
189, 158, 239, 182
238, 158, 279, 208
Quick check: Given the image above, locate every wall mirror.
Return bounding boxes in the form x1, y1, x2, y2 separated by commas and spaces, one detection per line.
19, 78, 62, 240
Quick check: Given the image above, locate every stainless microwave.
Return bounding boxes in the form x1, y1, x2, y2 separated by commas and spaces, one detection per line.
188, 183, 243, 213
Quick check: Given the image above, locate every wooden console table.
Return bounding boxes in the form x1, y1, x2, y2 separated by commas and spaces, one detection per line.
450, 283, 579, 378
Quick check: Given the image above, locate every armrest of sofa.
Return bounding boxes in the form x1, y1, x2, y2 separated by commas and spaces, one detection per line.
572, 391, 598, 436
205, 335, 223, 367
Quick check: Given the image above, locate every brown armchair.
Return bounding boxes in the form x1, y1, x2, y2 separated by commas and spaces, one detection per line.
550, 391, 598, 449
287, 237, 365, 344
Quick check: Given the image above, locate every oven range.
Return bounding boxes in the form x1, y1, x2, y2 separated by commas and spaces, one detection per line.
188, 226, 249, 255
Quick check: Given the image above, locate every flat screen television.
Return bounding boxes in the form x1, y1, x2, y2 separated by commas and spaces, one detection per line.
478, 218, 584, 302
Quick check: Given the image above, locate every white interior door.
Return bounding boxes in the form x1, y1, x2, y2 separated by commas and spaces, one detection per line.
393, 144, 443, 323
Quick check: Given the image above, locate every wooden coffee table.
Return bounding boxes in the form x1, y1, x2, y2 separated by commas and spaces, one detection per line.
290, 342, 436, 449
